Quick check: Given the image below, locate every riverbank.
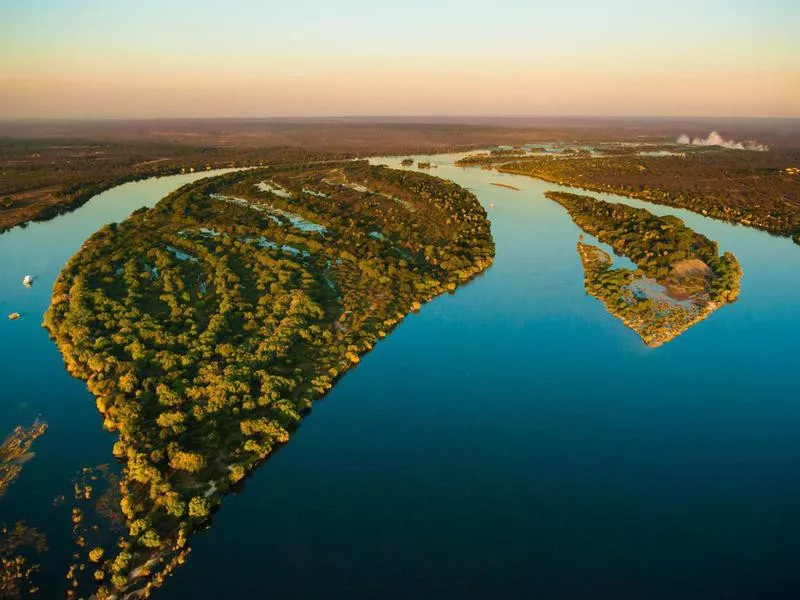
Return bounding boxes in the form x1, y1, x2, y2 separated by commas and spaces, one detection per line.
43, 161, 495, 597
548, 190, 742, 348
0, 143, 352, 234
4, 149, 800, 600
576, 242, 723, 348
0, 167, 253, 600
497, 151, 800, 246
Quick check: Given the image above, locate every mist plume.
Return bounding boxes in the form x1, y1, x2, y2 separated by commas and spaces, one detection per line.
676, 131, 768, 151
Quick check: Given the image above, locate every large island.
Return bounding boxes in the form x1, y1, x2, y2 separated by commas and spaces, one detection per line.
547, 191, 742, 347
44, 160, 494, 597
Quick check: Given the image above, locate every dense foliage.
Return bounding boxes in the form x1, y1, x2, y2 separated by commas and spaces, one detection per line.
502, 150, 800, 244
547, 192, 742, 347
0, 140, 344, 234
455, 148, 537, 167
44, 160, 494, 597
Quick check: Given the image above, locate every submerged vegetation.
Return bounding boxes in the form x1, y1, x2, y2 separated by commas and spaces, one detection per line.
0, 420, 47, 499
547, 191, 742, 347
0, 421, 48, 599
44, 160, 494, 597
0, 522, 48, 599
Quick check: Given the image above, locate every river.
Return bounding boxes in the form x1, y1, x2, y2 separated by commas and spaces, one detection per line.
2, 154, 800, 599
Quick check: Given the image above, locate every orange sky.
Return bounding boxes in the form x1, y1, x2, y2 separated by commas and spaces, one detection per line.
1, 1, 798, 118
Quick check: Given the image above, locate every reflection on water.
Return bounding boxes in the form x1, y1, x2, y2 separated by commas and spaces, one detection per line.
0, 420, 48, 598
166, 152, 800, 600
0, 169, 241, 598
1, 154, 800, 599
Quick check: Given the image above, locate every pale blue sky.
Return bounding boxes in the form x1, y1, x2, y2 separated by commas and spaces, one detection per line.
1, 0, 798, 117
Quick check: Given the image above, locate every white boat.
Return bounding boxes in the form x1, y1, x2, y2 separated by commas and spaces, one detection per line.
22, 275, 33, 286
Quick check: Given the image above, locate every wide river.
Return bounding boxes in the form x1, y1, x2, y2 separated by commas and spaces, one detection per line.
1, 153, 799, 599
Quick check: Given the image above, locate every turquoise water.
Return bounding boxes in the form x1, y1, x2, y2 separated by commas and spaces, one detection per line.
2, 155, 800, 598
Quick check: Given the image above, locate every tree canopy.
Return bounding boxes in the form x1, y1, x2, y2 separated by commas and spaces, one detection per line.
45, 159, 494, 597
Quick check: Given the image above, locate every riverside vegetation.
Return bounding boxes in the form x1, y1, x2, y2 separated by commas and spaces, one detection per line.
498, 150, 800, 245
547, 192, 742, 347
0, 141, 342, 234
43, 160, 494, 597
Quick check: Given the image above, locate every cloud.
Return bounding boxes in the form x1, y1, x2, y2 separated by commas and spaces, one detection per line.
676, 131, 768, 151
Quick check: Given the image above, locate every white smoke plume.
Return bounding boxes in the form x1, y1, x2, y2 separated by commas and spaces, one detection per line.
676, 131, 769, 151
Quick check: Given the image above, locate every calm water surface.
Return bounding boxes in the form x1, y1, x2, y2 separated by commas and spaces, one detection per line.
0, 169, 241, 593
2, 155, 799, 599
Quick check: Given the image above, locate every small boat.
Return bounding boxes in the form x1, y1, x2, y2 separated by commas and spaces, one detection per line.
8, 313, 21, 320
489, 203, 496, 208
22, 275, 34, 286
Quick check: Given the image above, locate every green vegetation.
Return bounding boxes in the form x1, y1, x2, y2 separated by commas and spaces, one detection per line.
44, 160, 494, 597
0, 140, 342, 234
455, 147, 531, 167
0, 421, 48, 599
1, 522, 48, 599
501, 150, 800, 244
0, 420, 47, 499
547, 191, 742, 347
64, 465, 125, 597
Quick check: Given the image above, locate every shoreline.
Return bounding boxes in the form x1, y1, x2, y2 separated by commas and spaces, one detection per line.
0, 144, 493, 235
496, 165, 800, 246
575, 242, 722, 348
43, 163, 496, 597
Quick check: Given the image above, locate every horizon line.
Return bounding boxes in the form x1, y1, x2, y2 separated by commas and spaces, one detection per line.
2, 114, 799, 122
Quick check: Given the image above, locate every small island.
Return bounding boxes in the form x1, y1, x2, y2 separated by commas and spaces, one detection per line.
44, 160, 494, 597
546, 191, 742, 347
1, 420, 47, 498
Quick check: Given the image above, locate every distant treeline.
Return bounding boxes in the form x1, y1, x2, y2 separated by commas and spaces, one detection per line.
501, 150, 800, 245
0, 140, 349, 233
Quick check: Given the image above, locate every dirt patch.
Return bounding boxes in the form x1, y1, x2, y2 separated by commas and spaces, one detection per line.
664, 258, 713, 300
670, 258, 712, 278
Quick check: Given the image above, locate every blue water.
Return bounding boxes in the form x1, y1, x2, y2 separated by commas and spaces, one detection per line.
2, 155, 800, 599
0, 169, 241, 592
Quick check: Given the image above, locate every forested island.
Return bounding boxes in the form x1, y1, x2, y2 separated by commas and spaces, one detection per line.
500, 150, 800, 245
43, 160, 494, 597
547, 192, 742, 347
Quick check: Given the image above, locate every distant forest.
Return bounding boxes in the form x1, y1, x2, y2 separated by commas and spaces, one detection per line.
501, 150, 800, 244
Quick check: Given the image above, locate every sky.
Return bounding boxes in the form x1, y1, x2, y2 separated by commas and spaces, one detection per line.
1, 0, 798, 119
